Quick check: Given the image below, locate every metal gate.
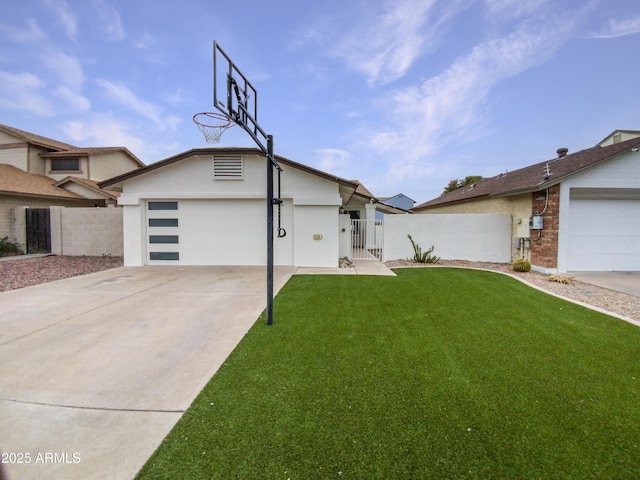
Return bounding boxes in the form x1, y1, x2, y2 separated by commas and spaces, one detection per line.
351, 219, 383, 260
26, 208, 51, 254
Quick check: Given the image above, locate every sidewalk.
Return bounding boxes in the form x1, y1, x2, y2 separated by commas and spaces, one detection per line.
295, 259, 396, 276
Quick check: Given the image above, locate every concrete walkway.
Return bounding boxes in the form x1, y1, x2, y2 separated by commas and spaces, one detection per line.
296, 259, 396, 276
0, 265, 295, 480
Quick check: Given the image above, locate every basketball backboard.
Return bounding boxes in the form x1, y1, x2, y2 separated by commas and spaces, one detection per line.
213, 41, 259, 138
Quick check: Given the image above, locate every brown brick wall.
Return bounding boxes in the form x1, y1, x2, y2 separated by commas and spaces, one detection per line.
529, 184, 560, 269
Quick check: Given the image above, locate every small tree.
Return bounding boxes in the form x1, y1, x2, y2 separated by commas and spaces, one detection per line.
442, 175, 483, 195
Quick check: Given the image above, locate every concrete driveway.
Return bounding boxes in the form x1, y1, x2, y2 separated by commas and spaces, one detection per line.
568, 271, 640, 297
0, 265, 295, 480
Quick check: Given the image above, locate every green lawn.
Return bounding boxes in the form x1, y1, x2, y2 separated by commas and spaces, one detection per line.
137, 268, 640, 479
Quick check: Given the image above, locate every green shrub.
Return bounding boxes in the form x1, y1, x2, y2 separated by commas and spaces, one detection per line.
512, 258, 531, 272
0, 236, 25, 257
407, 234, 440, 263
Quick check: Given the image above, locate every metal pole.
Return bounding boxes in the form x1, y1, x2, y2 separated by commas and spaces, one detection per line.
266, 134, 274, 325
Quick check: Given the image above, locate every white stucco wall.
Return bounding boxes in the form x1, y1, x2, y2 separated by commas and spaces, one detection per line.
557, 149, 640, 272
384, 214, 512, 263
293, 205, 339, 267
119, 153, 343, 267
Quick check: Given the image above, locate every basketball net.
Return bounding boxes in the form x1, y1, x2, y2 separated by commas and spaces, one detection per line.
193, 112, 234, 144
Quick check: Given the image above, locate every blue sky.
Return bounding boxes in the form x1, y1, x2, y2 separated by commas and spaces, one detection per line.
1, 0, 639, 203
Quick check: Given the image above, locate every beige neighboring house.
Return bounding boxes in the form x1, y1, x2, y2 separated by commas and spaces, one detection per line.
0, 123, 144, 252
414, 130, 640, 273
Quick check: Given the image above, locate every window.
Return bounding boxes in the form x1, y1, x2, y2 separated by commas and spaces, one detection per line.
148, 201, 178, 210
150, 252, 179, 261
213, 155, 243, 179
51, 158, 80, 171
149, 235, 179, 244
149, 218, 179, 227
613, 133, 622, 144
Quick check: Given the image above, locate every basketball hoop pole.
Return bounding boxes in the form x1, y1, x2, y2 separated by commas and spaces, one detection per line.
211, 40, 282, 326
266, 134, 275, 326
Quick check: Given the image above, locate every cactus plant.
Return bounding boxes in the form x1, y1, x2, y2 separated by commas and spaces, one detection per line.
512, 258, 531, 272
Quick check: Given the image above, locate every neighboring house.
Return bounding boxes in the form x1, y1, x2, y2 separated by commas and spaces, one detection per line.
414, 130, 640, 273
0, 123, 144, 251
375, 193, 415, 220
99, 148, 404, 268
380, 193, 415, 211
0, 123, 144, 208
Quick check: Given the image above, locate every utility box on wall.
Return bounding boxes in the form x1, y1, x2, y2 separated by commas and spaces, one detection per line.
530, 215, 543, 230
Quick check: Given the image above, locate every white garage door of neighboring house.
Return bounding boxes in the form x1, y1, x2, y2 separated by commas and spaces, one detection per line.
567, 198, 640, 271
146, 199, 291, 266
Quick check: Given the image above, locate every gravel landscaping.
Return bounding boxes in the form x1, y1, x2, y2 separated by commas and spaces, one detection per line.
0, 255, 124, 292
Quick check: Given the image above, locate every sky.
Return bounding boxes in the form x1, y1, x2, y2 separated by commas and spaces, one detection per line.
1, 0, 639, 203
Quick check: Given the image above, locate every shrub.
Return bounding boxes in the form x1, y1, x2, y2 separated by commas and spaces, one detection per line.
407, 234, 440, 263
549, 274, 572, 284
0, 236, 24, 257
512, 258, 531, 272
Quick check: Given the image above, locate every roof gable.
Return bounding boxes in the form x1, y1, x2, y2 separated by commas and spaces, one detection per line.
0, 123, 76, 151
415, 135, 640, 210
54, 176, 119, 200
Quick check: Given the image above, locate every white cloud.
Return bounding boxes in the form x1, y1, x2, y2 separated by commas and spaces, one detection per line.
40, 50, 85, 91
0, 71, 54, 116
330, 0, 470, 86
362, 15, 580, 180
313, 148, 352, 176
590, 15, 640, 39
95, 79, 178, 131
133, 31, 156, 49
92, 0, 125, 42
43, 0, 78, 39
54, 86, 90, 112
1, 18, 46, 44
484, 0, 550, 22
62, 116, 145, 152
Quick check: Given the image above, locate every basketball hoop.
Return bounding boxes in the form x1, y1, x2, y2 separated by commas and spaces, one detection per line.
193, 112, 234, 144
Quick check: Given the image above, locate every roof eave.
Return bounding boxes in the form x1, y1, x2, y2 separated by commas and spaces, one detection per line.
99, 147, 360, 191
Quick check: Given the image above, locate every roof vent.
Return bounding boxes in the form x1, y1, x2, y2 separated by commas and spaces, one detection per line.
556, 147, 568, 158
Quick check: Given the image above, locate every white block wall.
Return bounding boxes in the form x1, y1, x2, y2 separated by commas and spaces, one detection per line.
384, 214, 512, 263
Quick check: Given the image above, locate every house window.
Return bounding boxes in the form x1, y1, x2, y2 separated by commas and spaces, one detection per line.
149, 235, 179, 244
148, 201, 178, 210
51, 158, 80, 171
149, 218, 179, 227
150, 252, 179, 261
213, 155, 243, 179
613, 133, 622, 144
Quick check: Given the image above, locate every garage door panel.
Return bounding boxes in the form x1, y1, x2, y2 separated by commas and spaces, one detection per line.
568, 198, 640, 271
179, 200, 264, 265
146, 199, 294, 266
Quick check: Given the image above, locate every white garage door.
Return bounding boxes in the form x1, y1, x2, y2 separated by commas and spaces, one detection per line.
567, 198, 640, 271
146, 199, 293, 266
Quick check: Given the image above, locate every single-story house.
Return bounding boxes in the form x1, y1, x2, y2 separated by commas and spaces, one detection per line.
99, 148, 404, 267
413, 130, 640, 273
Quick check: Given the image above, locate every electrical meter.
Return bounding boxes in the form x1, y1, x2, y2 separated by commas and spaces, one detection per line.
530, 215, 543, 229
